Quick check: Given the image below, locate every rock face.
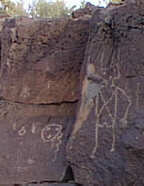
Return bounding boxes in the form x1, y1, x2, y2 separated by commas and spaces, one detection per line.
0, 101, 76, 184
0, 16, 89, 104
0, 2, 144, 186
0, 16, 90, 184
67, 3, 144, 186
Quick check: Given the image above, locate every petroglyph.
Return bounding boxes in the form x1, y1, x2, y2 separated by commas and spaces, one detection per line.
91, 64, 132, 158
41, 124, 63, 161
31, 123, 37, 134
41, 124, 63, 143
71, 60, 132, 158
18, 126, 26, 136
15, 123, 63, 162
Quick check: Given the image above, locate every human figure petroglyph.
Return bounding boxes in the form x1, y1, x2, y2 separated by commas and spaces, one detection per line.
91, 63, 132, 158
71, 59, 132, 158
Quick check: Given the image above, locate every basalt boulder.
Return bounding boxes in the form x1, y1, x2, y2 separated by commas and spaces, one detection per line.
67, 3, 144, 186
0, 15, 90, 184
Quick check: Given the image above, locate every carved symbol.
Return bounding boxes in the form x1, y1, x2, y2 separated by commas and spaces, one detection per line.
41, 124, 63, 161
31, 122, 37, 134
15, 122, 63, 162
91, 64, 132, 158
18, 126, 26, 136
71, 53, 133, 158
41, 124, 63, 143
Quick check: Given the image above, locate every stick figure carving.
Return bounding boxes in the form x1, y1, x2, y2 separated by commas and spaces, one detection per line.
91, 63, 132, 158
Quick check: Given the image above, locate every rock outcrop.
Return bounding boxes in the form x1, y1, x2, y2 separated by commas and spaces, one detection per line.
67, 2, 144, 186
0, 1, 144, 186
0, 15, 90, 184
0, 17, 89, 104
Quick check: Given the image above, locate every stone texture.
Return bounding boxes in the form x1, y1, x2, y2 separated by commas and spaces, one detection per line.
27, 183, 77, 186
0, 100, 76, 184
0, 15, 91, 184
0, 14, 10, 66
72, 2, 97, 19
0, 16, 90, 104
0, 3, 144, 186
67, 3, 144, 186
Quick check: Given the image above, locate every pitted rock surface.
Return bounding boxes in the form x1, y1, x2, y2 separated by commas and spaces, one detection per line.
0, 100, 76, 184
0, 2, 144, 186
0, 17, 90, 104
0, 14, 90, 184
67, 3, 144, 186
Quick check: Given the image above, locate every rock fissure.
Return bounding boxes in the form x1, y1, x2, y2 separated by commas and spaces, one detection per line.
0, 98, 79, 107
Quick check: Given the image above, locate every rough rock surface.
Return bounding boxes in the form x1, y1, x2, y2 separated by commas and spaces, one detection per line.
67, 3, 144, 186
0, 16, 89, 104
72, 2, 97, 19
0, 2, 144, 186
0, 15, 90, 184
0, 100, 77, 184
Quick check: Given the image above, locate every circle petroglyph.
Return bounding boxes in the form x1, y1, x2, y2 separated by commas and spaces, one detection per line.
41, 124, 63, 143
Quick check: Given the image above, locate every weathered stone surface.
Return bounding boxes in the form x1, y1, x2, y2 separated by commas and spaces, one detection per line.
72, 3, 97, 19
27, 183, 77, 186
0, 185, 14, 186
0, 100, 76, 184
0, 15, 10, 65
0, 14, 91, 184
0, 16, 90, 104
67, 4, 144, 186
